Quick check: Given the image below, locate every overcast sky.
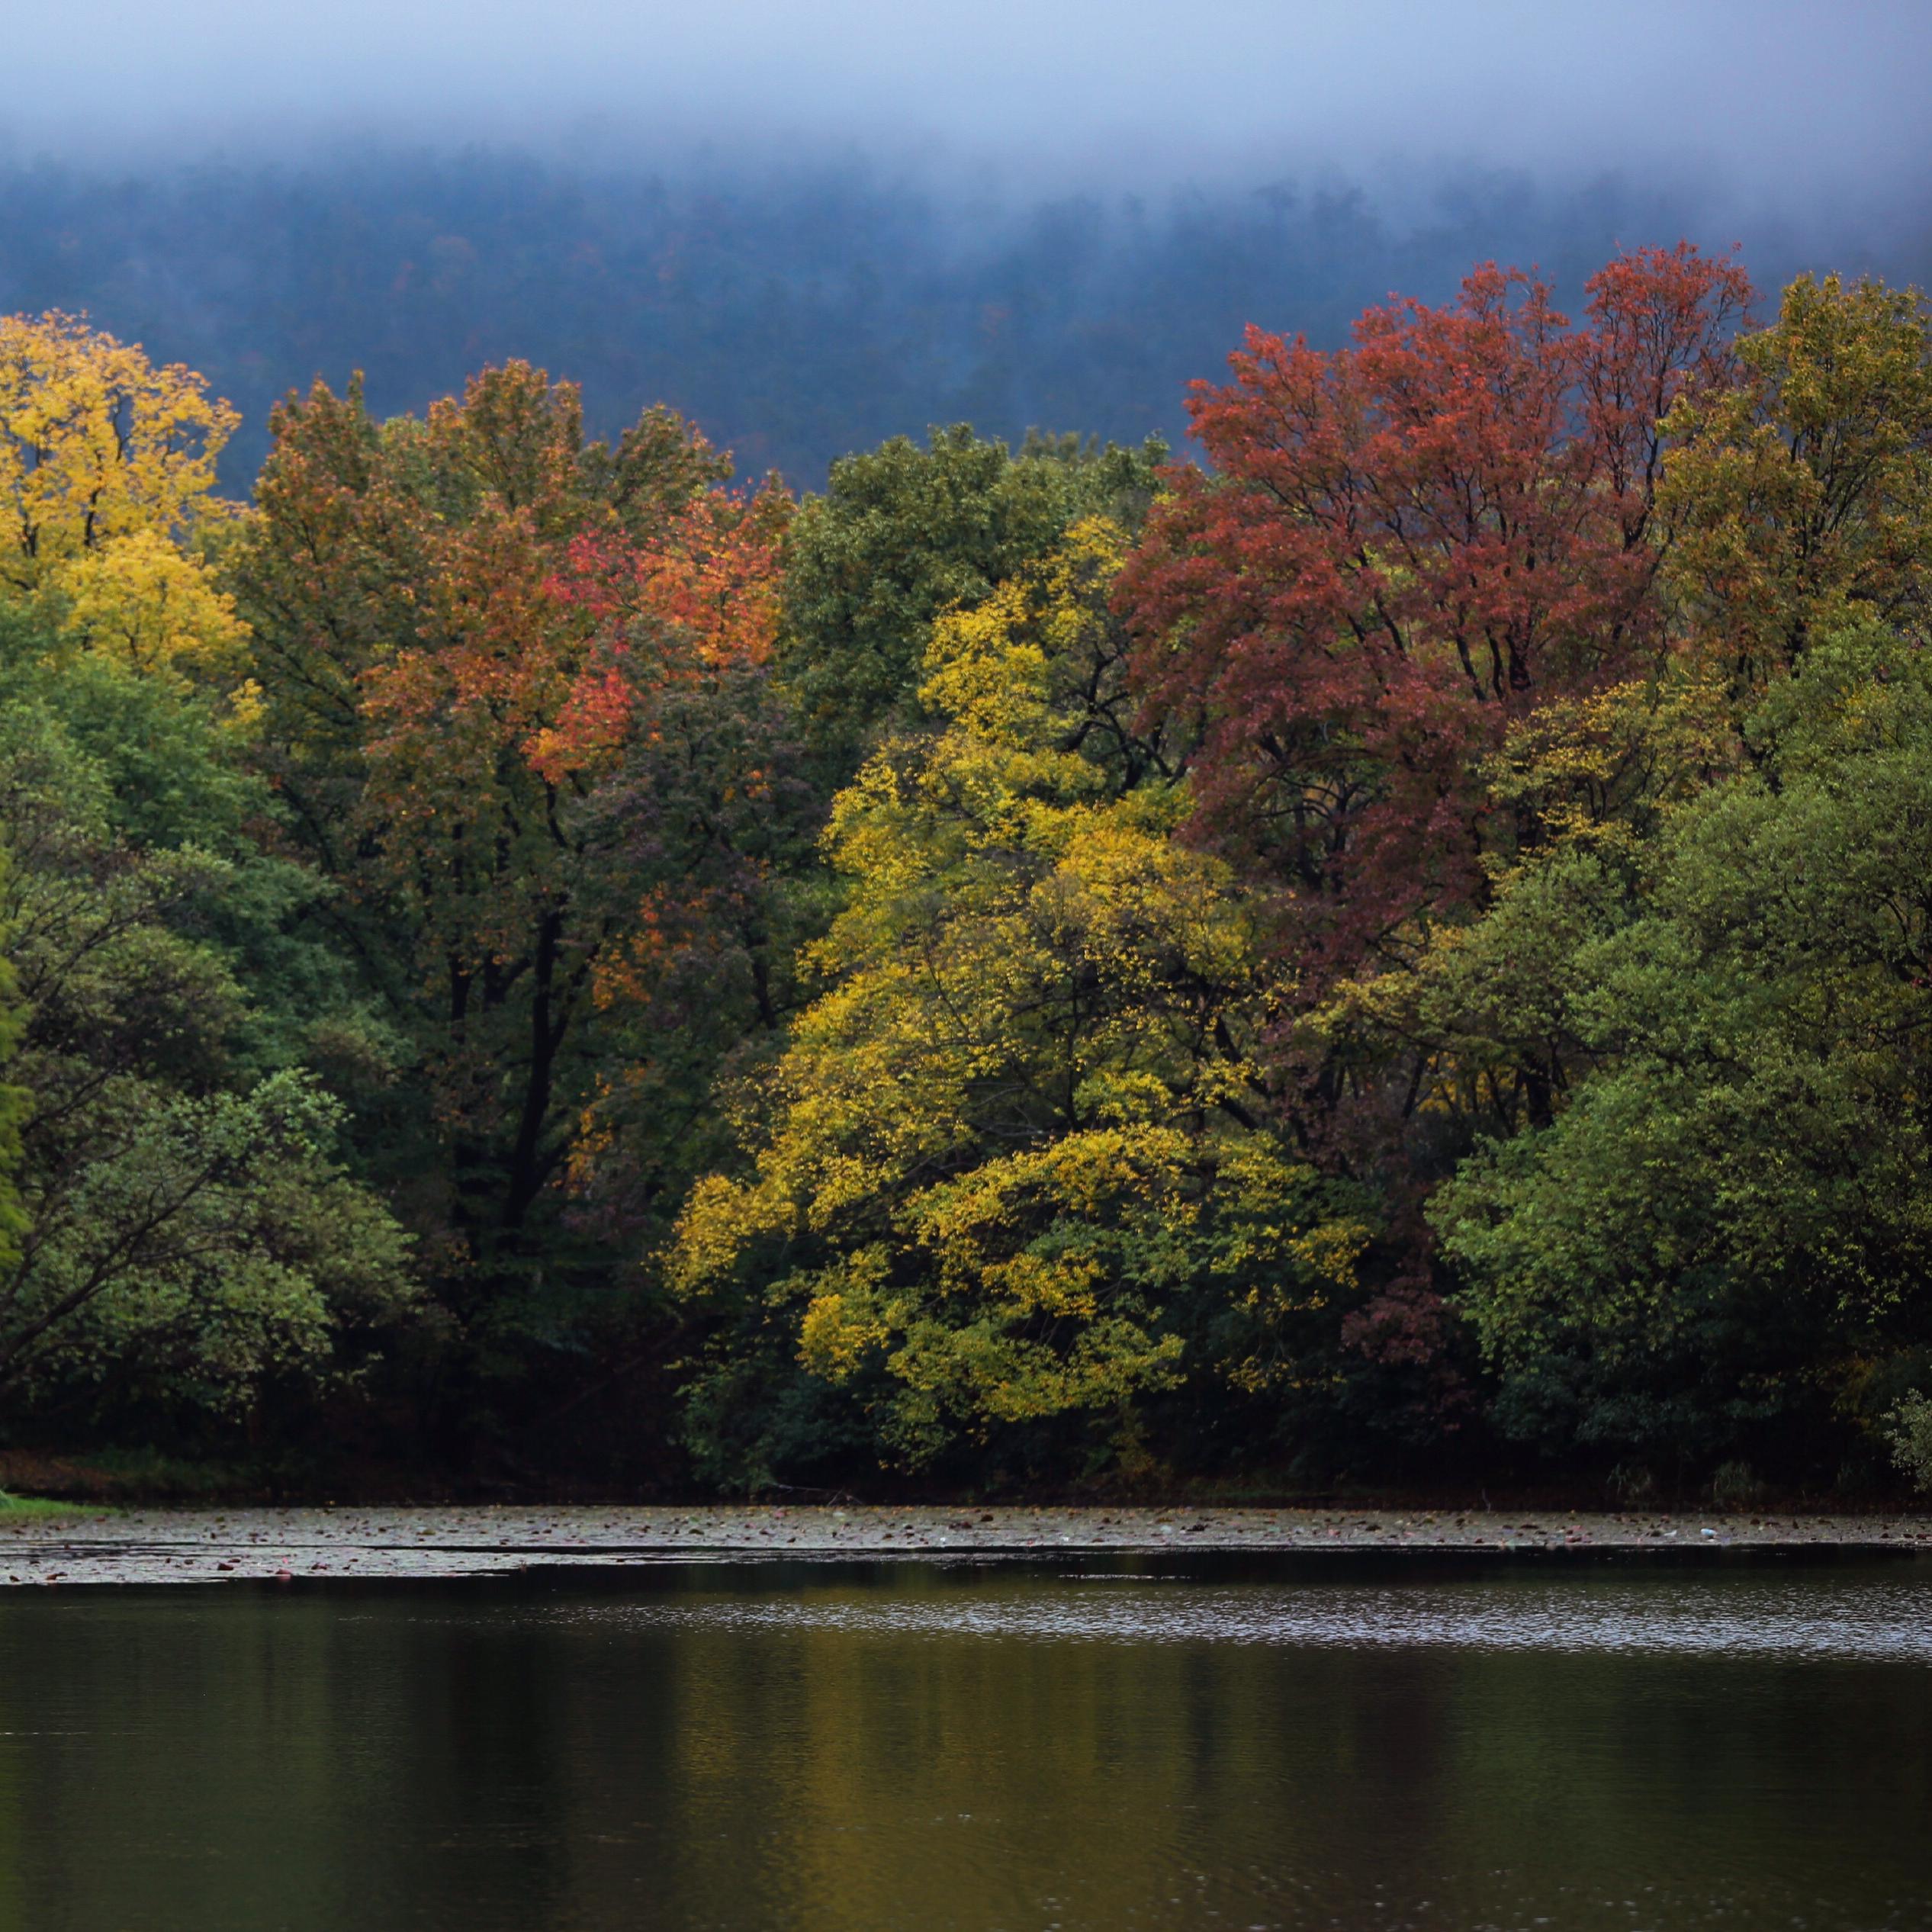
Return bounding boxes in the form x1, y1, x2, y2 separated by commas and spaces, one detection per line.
6, 0, 1929, 201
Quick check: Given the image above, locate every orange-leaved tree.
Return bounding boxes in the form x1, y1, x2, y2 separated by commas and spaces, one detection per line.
532, 482, 826, 1256
231, 364, 787, 1353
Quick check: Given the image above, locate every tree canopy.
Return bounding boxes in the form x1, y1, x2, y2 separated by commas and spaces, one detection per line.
3, 254, 1931, 1501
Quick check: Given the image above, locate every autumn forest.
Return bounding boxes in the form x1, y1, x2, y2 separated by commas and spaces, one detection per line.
5, 241, 1932, 1505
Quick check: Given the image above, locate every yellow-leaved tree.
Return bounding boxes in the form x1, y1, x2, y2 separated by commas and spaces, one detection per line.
1661, 272, 1932, 697
53, 526, 249, 676
670, 519, 1373, 1480
0, 312, 247, 685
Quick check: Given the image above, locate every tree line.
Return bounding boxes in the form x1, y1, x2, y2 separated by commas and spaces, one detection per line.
3, 245, 1930, 1501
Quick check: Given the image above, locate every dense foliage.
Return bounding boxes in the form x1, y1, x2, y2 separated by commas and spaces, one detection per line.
3, 252, 1931, 1502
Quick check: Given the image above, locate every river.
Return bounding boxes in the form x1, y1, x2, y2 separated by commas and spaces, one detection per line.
2, 1552, 1928, 1930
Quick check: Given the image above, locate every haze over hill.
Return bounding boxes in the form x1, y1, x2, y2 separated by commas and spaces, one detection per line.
4, 152, 1929, 491
2, 1, 1928, 485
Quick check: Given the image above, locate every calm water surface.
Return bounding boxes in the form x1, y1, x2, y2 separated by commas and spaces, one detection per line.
2, 1554, 1929, 1931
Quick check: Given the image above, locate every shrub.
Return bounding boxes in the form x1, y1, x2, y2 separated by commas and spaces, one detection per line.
1886, 1395, 1932, 1493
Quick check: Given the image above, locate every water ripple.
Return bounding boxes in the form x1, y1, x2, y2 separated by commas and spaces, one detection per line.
574, 1577, 1932, 1660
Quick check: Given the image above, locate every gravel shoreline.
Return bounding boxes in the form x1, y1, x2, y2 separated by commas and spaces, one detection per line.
4, 1503, 1931, 1586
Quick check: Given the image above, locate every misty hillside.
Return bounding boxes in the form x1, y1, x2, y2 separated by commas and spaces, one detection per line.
6, 149, 1926, 487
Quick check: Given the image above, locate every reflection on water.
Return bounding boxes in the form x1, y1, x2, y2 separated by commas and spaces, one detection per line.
572, 1565, 1932, 1660
1, 1556, 1929, 1932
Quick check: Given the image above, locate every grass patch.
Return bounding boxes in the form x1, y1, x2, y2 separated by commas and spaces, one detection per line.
0, 1490, 107, 1519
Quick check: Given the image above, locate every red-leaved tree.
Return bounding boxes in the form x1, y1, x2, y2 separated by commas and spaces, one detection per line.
1119, 244, 1752, 995
1117, 246, 1754, 1390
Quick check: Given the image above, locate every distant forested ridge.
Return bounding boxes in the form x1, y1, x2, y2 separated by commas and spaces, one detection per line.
3, 149, 1921, 489
2, 194, 1932, 1504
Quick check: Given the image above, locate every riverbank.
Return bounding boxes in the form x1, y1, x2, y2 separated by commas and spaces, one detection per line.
4, 1503, 1932, 1585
